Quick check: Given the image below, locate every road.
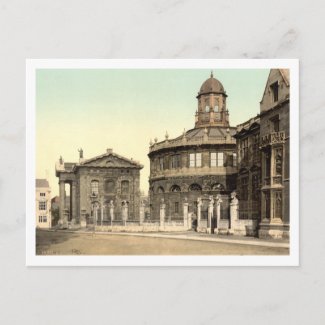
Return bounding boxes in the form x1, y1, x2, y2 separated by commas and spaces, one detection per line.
36, 229, 289, 255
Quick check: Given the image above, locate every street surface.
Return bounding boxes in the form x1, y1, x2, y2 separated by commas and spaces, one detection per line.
36, 229, 289, 255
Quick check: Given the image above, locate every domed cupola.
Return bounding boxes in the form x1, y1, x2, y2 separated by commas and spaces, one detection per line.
195, 71, 229, 128
198, 71, 226, 96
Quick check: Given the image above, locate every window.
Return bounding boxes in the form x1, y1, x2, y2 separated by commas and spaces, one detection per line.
189, 183, 202, 191
270, 115, 280, 132
270, 82, 279, 102
196, 153, 202, 167
171, 155, 181, 169
121, 180, 129, 194
170, 185, 181, 192
205, 98, 210, 112
242, 138, 248, 162
174, 202, 179, 214
210, 152, 217, 167
159, 157, 164, 170
233, 153, 237, 167
241, 176, 249, 201
104, 180, 115, 193
91, 180, 99, 196
40, 193, 46, 197
217, 152, 224, 167
189, 153, 195, 167
214, 97, 219, 112
38, 216, 47, 223
39, 201, 47, 210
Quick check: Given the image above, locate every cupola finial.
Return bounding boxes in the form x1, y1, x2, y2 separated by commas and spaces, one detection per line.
210, 70, 213, 78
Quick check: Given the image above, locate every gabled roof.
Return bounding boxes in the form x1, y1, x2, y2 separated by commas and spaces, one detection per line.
260, 68, 290, 103
79, 150, 143, 169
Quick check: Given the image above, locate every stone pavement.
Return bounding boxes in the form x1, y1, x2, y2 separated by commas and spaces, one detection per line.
48, 229, 289, 249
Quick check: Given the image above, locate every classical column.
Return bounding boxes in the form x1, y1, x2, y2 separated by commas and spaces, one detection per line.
197, 197, 202, 229
208, 196, 214, 234
214, 195, 222, 234
109, 200, 115, 223
71, 181, 77, 224
59, 180, 67, 226
160, 199, 166, 227
139, 201, 145, 225
183, 199, 189, 229
100, 196, 104, 226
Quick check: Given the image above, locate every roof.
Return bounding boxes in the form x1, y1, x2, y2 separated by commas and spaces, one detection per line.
36, 179, 49, 188
279, 69, 290, 86
198, 72, 225, 96
80, 150, 143, 168
183, 126, 236, 140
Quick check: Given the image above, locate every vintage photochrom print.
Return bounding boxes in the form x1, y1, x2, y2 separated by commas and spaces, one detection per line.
26, 59, 299, 266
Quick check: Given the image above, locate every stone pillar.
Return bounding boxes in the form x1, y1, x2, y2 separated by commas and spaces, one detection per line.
100, 196, 104, 226
71, 182, 77, 225
160, 199, 166, 227
109, 201, 115, 222
188, 213, 192, 230
197, 197, 202, 228
122, 201, 128, 226
215, 195, 222, 233
229, 191, 239, 234
183, 200, 189, 228
207, 196, 214, 234
59, 180, 67, 227
139, 201, 145, 225
80, 209, 87, 228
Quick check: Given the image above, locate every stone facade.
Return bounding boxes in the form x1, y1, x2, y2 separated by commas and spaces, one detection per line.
149, 69, 290, 239
148, 73, 237, 231
258, 69, 290, 239
55, 149, 143, 228
36, 179, 51, 228
234, 115, 261, 221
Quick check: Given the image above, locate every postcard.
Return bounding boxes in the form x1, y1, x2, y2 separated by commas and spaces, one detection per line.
26, 59, 299, 266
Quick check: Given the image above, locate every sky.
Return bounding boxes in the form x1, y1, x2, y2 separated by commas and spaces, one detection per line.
36, 68, 269, 197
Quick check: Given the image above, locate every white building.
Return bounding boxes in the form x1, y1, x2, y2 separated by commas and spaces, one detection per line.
36, 179, 51, 228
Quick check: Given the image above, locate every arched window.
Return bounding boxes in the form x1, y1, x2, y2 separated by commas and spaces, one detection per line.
189, 183, 202, 191
104, 179, 115, 193
121, 180, 129, 194
211, 183, 225, 191
157, 186, 164, 193
170, 185, 181, 192
91, 180, 99, 196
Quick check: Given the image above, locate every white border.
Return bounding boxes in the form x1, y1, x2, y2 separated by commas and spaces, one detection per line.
26, 59, 299, 266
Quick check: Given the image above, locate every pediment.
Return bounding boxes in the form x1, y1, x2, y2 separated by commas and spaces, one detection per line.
80, 153, 142, 169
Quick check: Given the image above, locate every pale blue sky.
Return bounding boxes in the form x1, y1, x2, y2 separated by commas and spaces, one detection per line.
36, 69, 269, 196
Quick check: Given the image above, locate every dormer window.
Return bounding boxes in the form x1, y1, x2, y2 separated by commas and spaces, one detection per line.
270, 81, 279, 102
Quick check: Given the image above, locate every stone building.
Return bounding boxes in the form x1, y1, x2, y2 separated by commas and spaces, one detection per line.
258, 69, 290, 239
148, 72, 237, 229
36, 179, 51, 228
234, 115, 261, 221
55, 149, 143, 227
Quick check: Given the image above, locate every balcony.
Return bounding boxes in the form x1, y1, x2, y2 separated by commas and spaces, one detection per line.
260, 131, 285, 148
